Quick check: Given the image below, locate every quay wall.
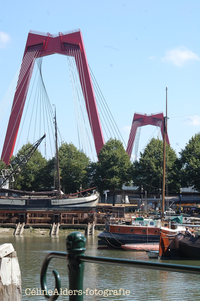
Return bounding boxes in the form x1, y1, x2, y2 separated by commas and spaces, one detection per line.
0, 223, 105, 230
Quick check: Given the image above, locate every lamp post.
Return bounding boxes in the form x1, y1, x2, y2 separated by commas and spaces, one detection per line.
140, 185, 143, 211
145, 190, 147, 212
179, 189, 182, 213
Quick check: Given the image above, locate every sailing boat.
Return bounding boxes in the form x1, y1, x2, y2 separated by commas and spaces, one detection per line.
97, 88, 182, 249
0, 185, 99, 211
0, 109, 99, 212
158, 88, 200, 259
161, 86, 168, 220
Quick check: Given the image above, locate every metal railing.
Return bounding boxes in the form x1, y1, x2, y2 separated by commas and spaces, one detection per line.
40, 231, 200, 301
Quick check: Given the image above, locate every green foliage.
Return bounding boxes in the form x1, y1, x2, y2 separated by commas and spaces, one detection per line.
0, 160, 6, 187
132, 138, 180, 193
179, 133, 200, 191
8, 132, 200, 196
11, 143, 47, 191
0, 160, 6, 172
92, 139, 132, 193
58, 143, 91, 194
7, 142, 91, 193
40, 158, 55, 190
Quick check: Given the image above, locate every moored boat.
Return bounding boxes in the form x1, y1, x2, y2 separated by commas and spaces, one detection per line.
159, 229, 200, 260
177, 233, 200, 259
98, 217, 161, 248
0, 187, 99, 212
0, 111, 99, 212
98, 215, 188, 249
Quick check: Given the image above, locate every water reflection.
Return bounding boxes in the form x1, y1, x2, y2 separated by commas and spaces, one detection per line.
0, 230, 200, 301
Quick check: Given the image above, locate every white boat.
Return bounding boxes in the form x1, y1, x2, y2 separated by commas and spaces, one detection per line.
0, 188, 99, 211
0, 110, 100, 212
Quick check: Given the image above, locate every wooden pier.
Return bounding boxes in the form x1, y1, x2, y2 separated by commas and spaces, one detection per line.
0, 209, 107, 235
0, 204, 134, 235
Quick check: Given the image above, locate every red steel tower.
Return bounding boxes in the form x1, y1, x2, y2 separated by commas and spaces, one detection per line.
126, 113, 170, 158
1, 30, 104, 165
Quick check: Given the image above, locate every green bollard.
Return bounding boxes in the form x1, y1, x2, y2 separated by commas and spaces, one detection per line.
66, 231, 86, 301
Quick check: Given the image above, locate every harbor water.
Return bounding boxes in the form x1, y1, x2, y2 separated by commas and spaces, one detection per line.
1, 228, 200, 301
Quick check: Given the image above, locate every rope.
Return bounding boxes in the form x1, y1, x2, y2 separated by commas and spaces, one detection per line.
102, 231, 122, 249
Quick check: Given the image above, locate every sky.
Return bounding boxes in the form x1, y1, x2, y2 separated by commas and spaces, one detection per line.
0, 0, 200, 162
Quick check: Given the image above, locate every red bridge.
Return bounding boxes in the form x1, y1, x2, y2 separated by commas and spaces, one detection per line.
1, 30, 169, 165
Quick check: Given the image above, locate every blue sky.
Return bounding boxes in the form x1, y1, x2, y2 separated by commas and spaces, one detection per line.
0, 0, 200, 161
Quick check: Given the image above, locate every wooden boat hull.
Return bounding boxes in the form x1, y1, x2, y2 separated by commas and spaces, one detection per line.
159, 230, 200, 260
0, 193, 99, 212
158, 228, 181, 259
98, 224, 160, 248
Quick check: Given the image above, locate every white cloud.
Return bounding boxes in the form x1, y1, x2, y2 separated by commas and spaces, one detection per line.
122, 125, 131, 133
183, 115, 200, 126
0, 31, 11, 49
162, 46, 200, 66
148, 55, 157, 60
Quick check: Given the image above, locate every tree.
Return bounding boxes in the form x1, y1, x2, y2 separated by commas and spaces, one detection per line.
40, 158, 55, 190
58, 143, 91, 194
179, 133, 200, 191
131, 138, 180, 194
0, 160, 6, 171
0, 160, 7, 188
11, 143, 47, 191
92, 139, 132, 195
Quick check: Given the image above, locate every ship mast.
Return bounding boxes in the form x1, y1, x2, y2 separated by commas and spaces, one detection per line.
162, 87, 168, 219
54, 106, 61, 197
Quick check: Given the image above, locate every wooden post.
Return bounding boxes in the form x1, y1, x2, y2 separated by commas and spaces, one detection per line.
0, 244, 21, 301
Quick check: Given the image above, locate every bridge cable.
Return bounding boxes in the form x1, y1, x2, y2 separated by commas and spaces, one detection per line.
3, 49, 40, 159
89, 66, 126, 148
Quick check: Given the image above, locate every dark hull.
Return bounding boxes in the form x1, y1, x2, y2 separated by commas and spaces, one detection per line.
177, 234, 200, 259
98, 231, 160, 248
159, 232, 200, 260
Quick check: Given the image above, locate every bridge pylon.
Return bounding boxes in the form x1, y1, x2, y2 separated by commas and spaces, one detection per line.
1, 30, 104, 165
126, 112, 170, 159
